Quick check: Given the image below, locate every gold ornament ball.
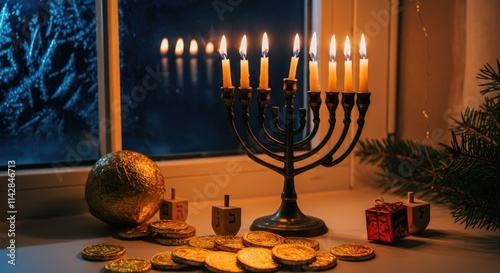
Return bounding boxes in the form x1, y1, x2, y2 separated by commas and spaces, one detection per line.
85, 150, 165, 227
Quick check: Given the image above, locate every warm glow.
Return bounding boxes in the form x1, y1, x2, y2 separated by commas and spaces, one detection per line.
239, 35, 247, 59
219, 35, 227, 59
329, 35, 336, 61
344, 35, 351, 60
360, 34, 367, 59
189, 39, 198, 55
175, 38, 184, 56
262, 32, 269, 57
160, 38, 169, 55
309, 32, 317, 61
206, 42, 214, 55
292, 33, 300, 57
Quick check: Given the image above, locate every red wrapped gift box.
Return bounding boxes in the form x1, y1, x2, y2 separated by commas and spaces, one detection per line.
365, 198, 409, 243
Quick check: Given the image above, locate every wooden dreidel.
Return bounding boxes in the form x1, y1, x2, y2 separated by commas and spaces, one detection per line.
402, 192, 430, 234
212, 194, 241, 235
160, 188, 188, 221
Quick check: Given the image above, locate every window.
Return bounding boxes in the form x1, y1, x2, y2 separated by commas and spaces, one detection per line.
2, 0, 398, 218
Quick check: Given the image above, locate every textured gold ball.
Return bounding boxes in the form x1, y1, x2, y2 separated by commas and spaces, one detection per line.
85, 150, 165, 227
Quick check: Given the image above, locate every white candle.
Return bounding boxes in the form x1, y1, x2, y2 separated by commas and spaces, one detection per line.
219, 35, 232, 88
359, 34, 368, 92
206, 42, 214, 86
328, 35, 337, 91
259, 32, 269, 89
189, 39, 198, 85
175, 38, 184, 88
308, 32, 319, 91
288, 33, 300, 79
239, 35, 250, 88
344, 35, 352, 92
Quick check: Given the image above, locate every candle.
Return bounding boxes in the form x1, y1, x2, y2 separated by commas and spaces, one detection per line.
160, 37, 169, 86
219, 35, 232, 88
259, 32, 269, 89
288, 33, 300, 79
343, 35, 352, 92
359, 34, 368, 92
239, 35, 250, 88
175, 38, 184, 87
206, 42, 214, 86
328, 35, 337, 91
189, 39, 198, 85
308, 32, 319, 91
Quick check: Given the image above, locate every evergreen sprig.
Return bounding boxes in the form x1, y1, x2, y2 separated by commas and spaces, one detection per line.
356, 61, 500, 231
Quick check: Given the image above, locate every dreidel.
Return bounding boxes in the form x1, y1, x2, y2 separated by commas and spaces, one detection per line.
212, 194, 241, 235
402, 192, 430, 234
160, 188, 188, 221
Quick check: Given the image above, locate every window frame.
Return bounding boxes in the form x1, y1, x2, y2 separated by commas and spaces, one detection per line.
1, 0, 399, 219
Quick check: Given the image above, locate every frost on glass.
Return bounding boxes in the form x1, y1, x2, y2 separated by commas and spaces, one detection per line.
0, 0, 98, 166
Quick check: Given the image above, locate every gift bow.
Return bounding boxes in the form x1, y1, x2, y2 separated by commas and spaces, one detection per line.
374, 197, 404, 212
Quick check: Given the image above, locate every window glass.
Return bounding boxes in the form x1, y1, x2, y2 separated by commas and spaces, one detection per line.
119, 0, 307, 158
0, 0, 99, 167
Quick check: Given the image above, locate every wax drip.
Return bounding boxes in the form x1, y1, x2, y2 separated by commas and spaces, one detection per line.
416, 0, 431, 140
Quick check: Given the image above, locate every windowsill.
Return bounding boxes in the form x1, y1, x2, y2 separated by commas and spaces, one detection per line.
1, 188, 499, 273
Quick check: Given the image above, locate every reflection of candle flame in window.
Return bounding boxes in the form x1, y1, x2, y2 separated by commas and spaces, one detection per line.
329, 35, 336, 62
292, 33, 300, 57
344, 35, 351, 60
309, 32, 317, 61
239, 35, 247, 59
160, 38, 169, 55
262, 32, 269, 57
175, 38, 184, 56
189, 39, 198, 56
359, 34, 367, 59
206, 42, 214, 55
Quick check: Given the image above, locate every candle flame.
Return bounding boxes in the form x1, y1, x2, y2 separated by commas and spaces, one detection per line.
262, 32, 269, 57
189, 39, 198, 55
344, 35, 351, 60
309, 32, 317, 61
175, 38, 184, 56
219, 35, 227, 59
239, 35, 247, 59
206, 42, 214, 55
160, 38, 169, 55
292, 33, 300, 57
329, 35, 336, 62
359, 34, 367, 59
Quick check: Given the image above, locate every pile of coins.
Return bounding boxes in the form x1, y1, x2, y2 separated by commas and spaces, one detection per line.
82, 221, 376, 273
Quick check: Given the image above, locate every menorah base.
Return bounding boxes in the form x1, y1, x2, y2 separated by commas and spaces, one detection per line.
250, 214, 328, 237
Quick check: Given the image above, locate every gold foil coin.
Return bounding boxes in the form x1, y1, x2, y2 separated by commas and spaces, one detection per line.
149, 220, 190, 233
205, 251, 244, 273
236, 247, 280, 272
215, 236, 246, 253
330, 243, 375, 261
154, 235, 194, 246
81, 243, 126, 261
171, 246, 214, 266
242, 231, 284, 248
284, 237, 320, 251
116, 223, 150, 239
271, 244, 317, 265
188, 235, 218, 250
104, 257, 152, 273
150, 251, 188, 270
301, 250, 337, 271
155, 225, 196, 238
